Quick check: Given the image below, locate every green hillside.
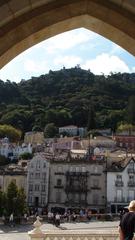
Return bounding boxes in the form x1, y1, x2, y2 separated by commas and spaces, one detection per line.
0, 67, 135, 134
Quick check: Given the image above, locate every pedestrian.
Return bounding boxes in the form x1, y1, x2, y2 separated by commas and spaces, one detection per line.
55, 212, 60, 227
119, 200, 135, 240
9, 213, 14, 227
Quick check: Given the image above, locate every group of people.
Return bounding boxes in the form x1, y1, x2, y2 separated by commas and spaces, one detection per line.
47, 212, 61, 227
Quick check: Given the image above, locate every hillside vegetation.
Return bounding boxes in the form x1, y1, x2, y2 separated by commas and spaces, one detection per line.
0, 67, 135, 134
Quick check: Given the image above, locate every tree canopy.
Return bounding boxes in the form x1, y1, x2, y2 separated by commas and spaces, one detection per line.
0, 68, 135, 133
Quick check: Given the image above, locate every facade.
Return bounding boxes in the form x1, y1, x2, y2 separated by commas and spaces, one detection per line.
107, 157, 135, 213
0, 137, 32, 160
0, 164, 27, 193
59, 125, 86, 137
114, 135, 135, 150
27, 153, 49, 210
52, 139, 83, 152
49, 153, 106, 212
24, 131, 44, 144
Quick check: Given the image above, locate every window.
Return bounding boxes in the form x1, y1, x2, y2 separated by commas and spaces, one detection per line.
30, 172, 33, 179
57, 179, 62, 186
42, 185, 46, 191
94, 166, 98, 173
42, 173, 46, 180
43, 162, 46, 168
29, 184, 33, 191
70, 166, 75, 172
93, 194, 99, 204
128, 190, 134, 201
116, 175, 122, 181
29, 196, 32, 203
129, 175, 134, 181
116, 189, 122, 201
35, 173, 40, 179
74, 193, 79, 203
81, 194, 85, 201
41, 197, 45, 204
82, 167, 86, 172
75, 167, 80, 172
35, 184, 40, 191
36, 161, 40, 169
57, 166, 62, 172
93, 179, 99, 187
56, 191, 61, 202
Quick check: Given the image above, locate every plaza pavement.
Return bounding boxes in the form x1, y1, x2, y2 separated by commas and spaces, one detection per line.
0, 220, 120, 240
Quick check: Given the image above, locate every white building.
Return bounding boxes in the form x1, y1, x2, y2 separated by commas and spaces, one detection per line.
0, 138, 32, 160
59, 125, 86, 137
107, 157, 135, 213
27, 153, 49, 210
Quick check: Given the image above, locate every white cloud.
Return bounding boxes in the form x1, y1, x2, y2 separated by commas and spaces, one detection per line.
82, 53, 130, 75
24, 59, 49, 73
131, 66, 135, 72
42, 28, 95, 53
54, 55, 82, 68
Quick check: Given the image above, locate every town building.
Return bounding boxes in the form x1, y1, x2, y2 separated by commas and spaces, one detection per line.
24, 131, 44, 144
27, 153, 49, 211
59, 125, 86, 137
114, 135, 135, 151
48, 152, 106, 213
107, 157, 135, 213
0, 137, 32, 160
0, 164, 27, 193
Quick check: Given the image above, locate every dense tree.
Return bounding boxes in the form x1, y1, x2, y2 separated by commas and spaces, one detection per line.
44, 123, 58, 138
117, 123, 135, 135
0, 68, 135, 132
0, 155, 10, 166
19, 152, 33, 160
5, 181, 26, 216
0, 124, 22, 141
87, 100, 96, 131
127, 95, 135, 125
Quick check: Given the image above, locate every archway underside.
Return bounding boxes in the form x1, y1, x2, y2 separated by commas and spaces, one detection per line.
0, 0, 135, 68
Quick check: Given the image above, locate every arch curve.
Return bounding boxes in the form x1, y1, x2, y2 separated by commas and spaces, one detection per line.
0, 0, 135, 68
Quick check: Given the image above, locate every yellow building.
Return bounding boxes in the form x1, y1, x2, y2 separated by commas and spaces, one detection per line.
24, 131, 44, 144
0, 164, 27, 194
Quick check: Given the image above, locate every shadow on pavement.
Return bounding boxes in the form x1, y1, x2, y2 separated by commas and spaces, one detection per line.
0, 224, 34, 233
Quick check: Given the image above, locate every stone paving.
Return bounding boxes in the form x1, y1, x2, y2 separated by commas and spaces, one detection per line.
0, 220, 119, 240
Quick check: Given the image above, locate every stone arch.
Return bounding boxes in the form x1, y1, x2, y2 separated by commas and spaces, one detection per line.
0, 0, 135, 68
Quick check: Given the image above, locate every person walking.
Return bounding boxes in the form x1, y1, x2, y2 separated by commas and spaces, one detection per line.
55, 213, 60, 227
9, 213, 14, 227
119, 200, 135, 240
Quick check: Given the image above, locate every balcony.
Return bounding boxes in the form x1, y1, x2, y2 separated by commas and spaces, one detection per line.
114, 197, 125, 203
91, 186, 101, 190
65, 185, 88, 192
66, 171, 89, 177
115, 181, 124, 187
127, 168, 135, 174
54, 185, 64, 189
128, 181, 135, 187
55, 172, 64, 175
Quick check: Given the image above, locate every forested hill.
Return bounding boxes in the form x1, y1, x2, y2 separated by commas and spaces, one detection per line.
0, 67, 135, 134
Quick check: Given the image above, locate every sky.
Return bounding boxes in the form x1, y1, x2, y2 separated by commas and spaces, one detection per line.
0, 27, 135, 83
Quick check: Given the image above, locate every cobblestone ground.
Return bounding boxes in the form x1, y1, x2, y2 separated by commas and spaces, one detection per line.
0, 221, 119, 240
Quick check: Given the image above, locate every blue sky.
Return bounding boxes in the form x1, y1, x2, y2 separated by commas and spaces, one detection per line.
0, 27, 135, 83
